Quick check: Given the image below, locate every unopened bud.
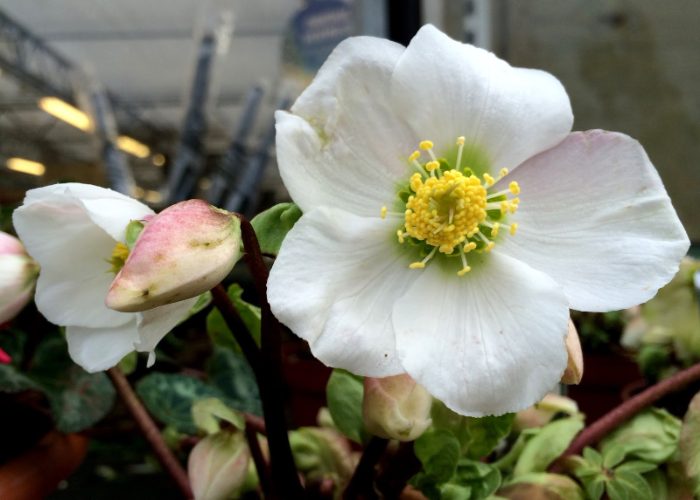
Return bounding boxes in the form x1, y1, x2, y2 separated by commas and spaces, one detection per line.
0, 347, 11, 364
105, 200, 241, 312
362, 373, 432, 442
513, 393, 579, 431
561, 319, 583, 385
0, 231, 39, 324
188, 430, 251, 500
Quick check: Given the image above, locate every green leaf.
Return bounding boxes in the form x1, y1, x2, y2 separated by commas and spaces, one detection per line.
611, 471, 653, 500
136, 372, 229, 434
325, 369, 369, 444
439, 483, 471, 500
603, 441, 627, 469
451, 459, 501, 499
205, 346, 262, 415
606, 478, 631, 500
430, 400, 514, 459
514, 416, 585, 476
601, 408, 681, 464
192, 397, 245, 434
0, 328, 28, 363
492, 428, 540, 472
506, 473, 585, 500
680, 389, 700, 482
177, 291, 213, 325
117, 351, 138, 376
642, 469, 668, 500
28, 336, 116, 433
0, 364, 40, 393
207, 284, 261, 353
582, 475, 605, 500
125, 220, 145, 250
615, 461, 656, 475
250, 203, 303, 256
414, 429, 461, 484
583, 446, 603, 467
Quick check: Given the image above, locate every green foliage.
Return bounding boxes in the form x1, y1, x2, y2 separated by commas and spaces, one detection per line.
325, 369, 370, 444
192, 397, 245, 434
513, 416, 585, 476
680, 390, 700, 493
125, 220, 144, 250
431, 400, 514, 459
571, 447, 656, 500
205, 346, 262, 416
600, 408, 681, 464
207, 284, 261, 353
0, 333, 115, 433
136, 372, 231, 434
250, 203, 303, 256
117, 352, 138, 376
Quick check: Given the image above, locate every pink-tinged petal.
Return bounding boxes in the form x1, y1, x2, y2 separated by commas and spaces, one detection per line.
0, 231, 26, 256
390, 25, 573, 175
497, 130, 690, 312
188, 431, 251, 500
393, 252, 569, 417
0, 347, 11, 364
106, 200, 241, 312
561, 319, 583, 385
0, 255, 38, 324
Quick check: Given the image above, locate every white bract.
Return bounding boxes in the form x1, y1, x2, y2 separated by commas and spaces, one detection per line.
13, 183, 197, 372
268, 25, 690, 416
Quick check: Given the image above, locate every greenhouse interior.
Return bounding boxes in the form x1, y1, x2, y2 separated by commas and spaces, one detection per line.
0, 1, 699, 499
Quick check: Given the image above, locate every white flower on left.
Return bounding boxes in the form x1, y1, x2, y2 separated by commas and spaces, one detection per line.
13, 183, 197, 372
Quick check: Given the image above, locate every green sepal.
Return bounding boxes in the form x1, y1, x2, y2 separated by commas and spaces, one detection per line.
125, 219, 145, 250
250, 202, 303, 256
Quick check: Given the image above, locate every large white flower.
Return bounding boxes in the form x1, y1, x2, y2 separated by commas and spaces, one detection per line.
13, 183, 197, 372
268, 25, 690, 416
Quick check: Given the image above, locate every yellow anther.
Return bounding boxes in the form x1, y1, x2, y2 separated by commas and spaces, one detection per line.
381, 206, 387, 219
409, 262, 425, 269
510, 223, 518, 235
509, 203, 517, 214
465, 242, 477, 252
457, 136, 465, 146
409, 151, 420, 162
511, 198, 520, 205
426, 161, 440, 171
491, 223, 500, 237
397, 230, 405, 243
457, 266, 471, 276
485, 242, 495, 252
419, 140, 434, 151
500, 201, 509, 213
106, 242, 130, 275
509, 181, 520, 195
483, 173, 495, 185
499, 168, 508, 177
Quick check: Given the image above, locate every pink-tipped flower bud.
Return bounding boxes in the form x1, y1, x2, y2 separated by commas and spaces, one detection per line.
105, 200, 241, 312
0, 231, 39, 324
362, 373, 432, 442
0, 347, 11, 364
188, 430, 251, 500
561, 319, 584, 385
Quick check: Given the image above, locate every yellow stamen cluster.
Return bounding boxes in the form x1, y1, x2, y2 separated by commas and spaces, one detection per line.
404, 170, 487, 255
106, 242, 130, 275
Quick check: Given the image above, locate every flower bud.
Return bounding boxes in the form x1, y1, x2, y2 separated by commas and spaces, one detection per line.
105, 200, 241, 312
561, 319, 583, 385
362, 373, 432, 442
188, 430, 251, 500
0, 231, 39, 324
0, 347, 11, 364
289, 427, 356, 485
513, 393, 579, 431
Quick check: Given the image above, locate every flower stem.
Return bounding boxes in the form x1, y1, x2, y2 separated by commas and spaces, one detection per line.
210, 284, 262, 378
245, 415, 272, 498
234, 214, 305, 499
343, 437, 389, 499
107, 367, 193, 499
551, 361, 700, 472
375, 441, 422, 498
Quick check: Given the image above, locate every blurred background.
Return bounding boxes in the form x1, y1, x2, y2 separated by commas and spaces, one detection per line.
0, 1, 699, 498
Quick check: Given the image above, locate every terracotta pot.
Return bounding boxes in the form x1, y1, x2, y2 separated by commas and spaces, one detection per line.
0, 430, 89, 500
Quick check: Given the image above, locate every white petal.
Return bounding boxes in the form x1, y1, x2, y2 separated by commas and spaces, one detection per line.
268, 207, 421, 377
390, 25, 573, 174
13, 189, 132, 328
66, 318, 140, 372
134, 297, 198, 355
498, 130, 690, 312
276, 36, 418, 216
393, 252, 569, 417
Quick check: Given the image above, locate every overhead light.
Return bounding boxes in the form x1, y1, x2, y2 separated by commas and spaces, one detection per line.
144, 190, 162, 203
117, 136, 150, 158
38, 97, 92, 132
132, 186, 145, 198
7, 158, 46, 176
152, 154, 166, 167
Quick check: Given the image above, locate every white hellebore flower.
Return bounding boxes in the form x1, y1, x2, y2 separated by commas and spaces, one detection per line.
13, 183, 198, 372
268, 25, 690, 417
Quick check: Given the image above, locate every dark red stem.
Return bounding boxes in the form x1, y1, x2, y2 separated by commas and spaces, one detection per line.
245, 415, 272, 498
107, 367, 193, 499
551, 361, 700, 472
343, 437, 389, 499
235, 214, 305, 499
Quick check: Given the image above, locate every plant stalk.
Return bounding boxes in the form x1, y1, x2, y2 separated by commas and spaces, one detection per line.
107, 367, 193, 499
343, 437, 389, 499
